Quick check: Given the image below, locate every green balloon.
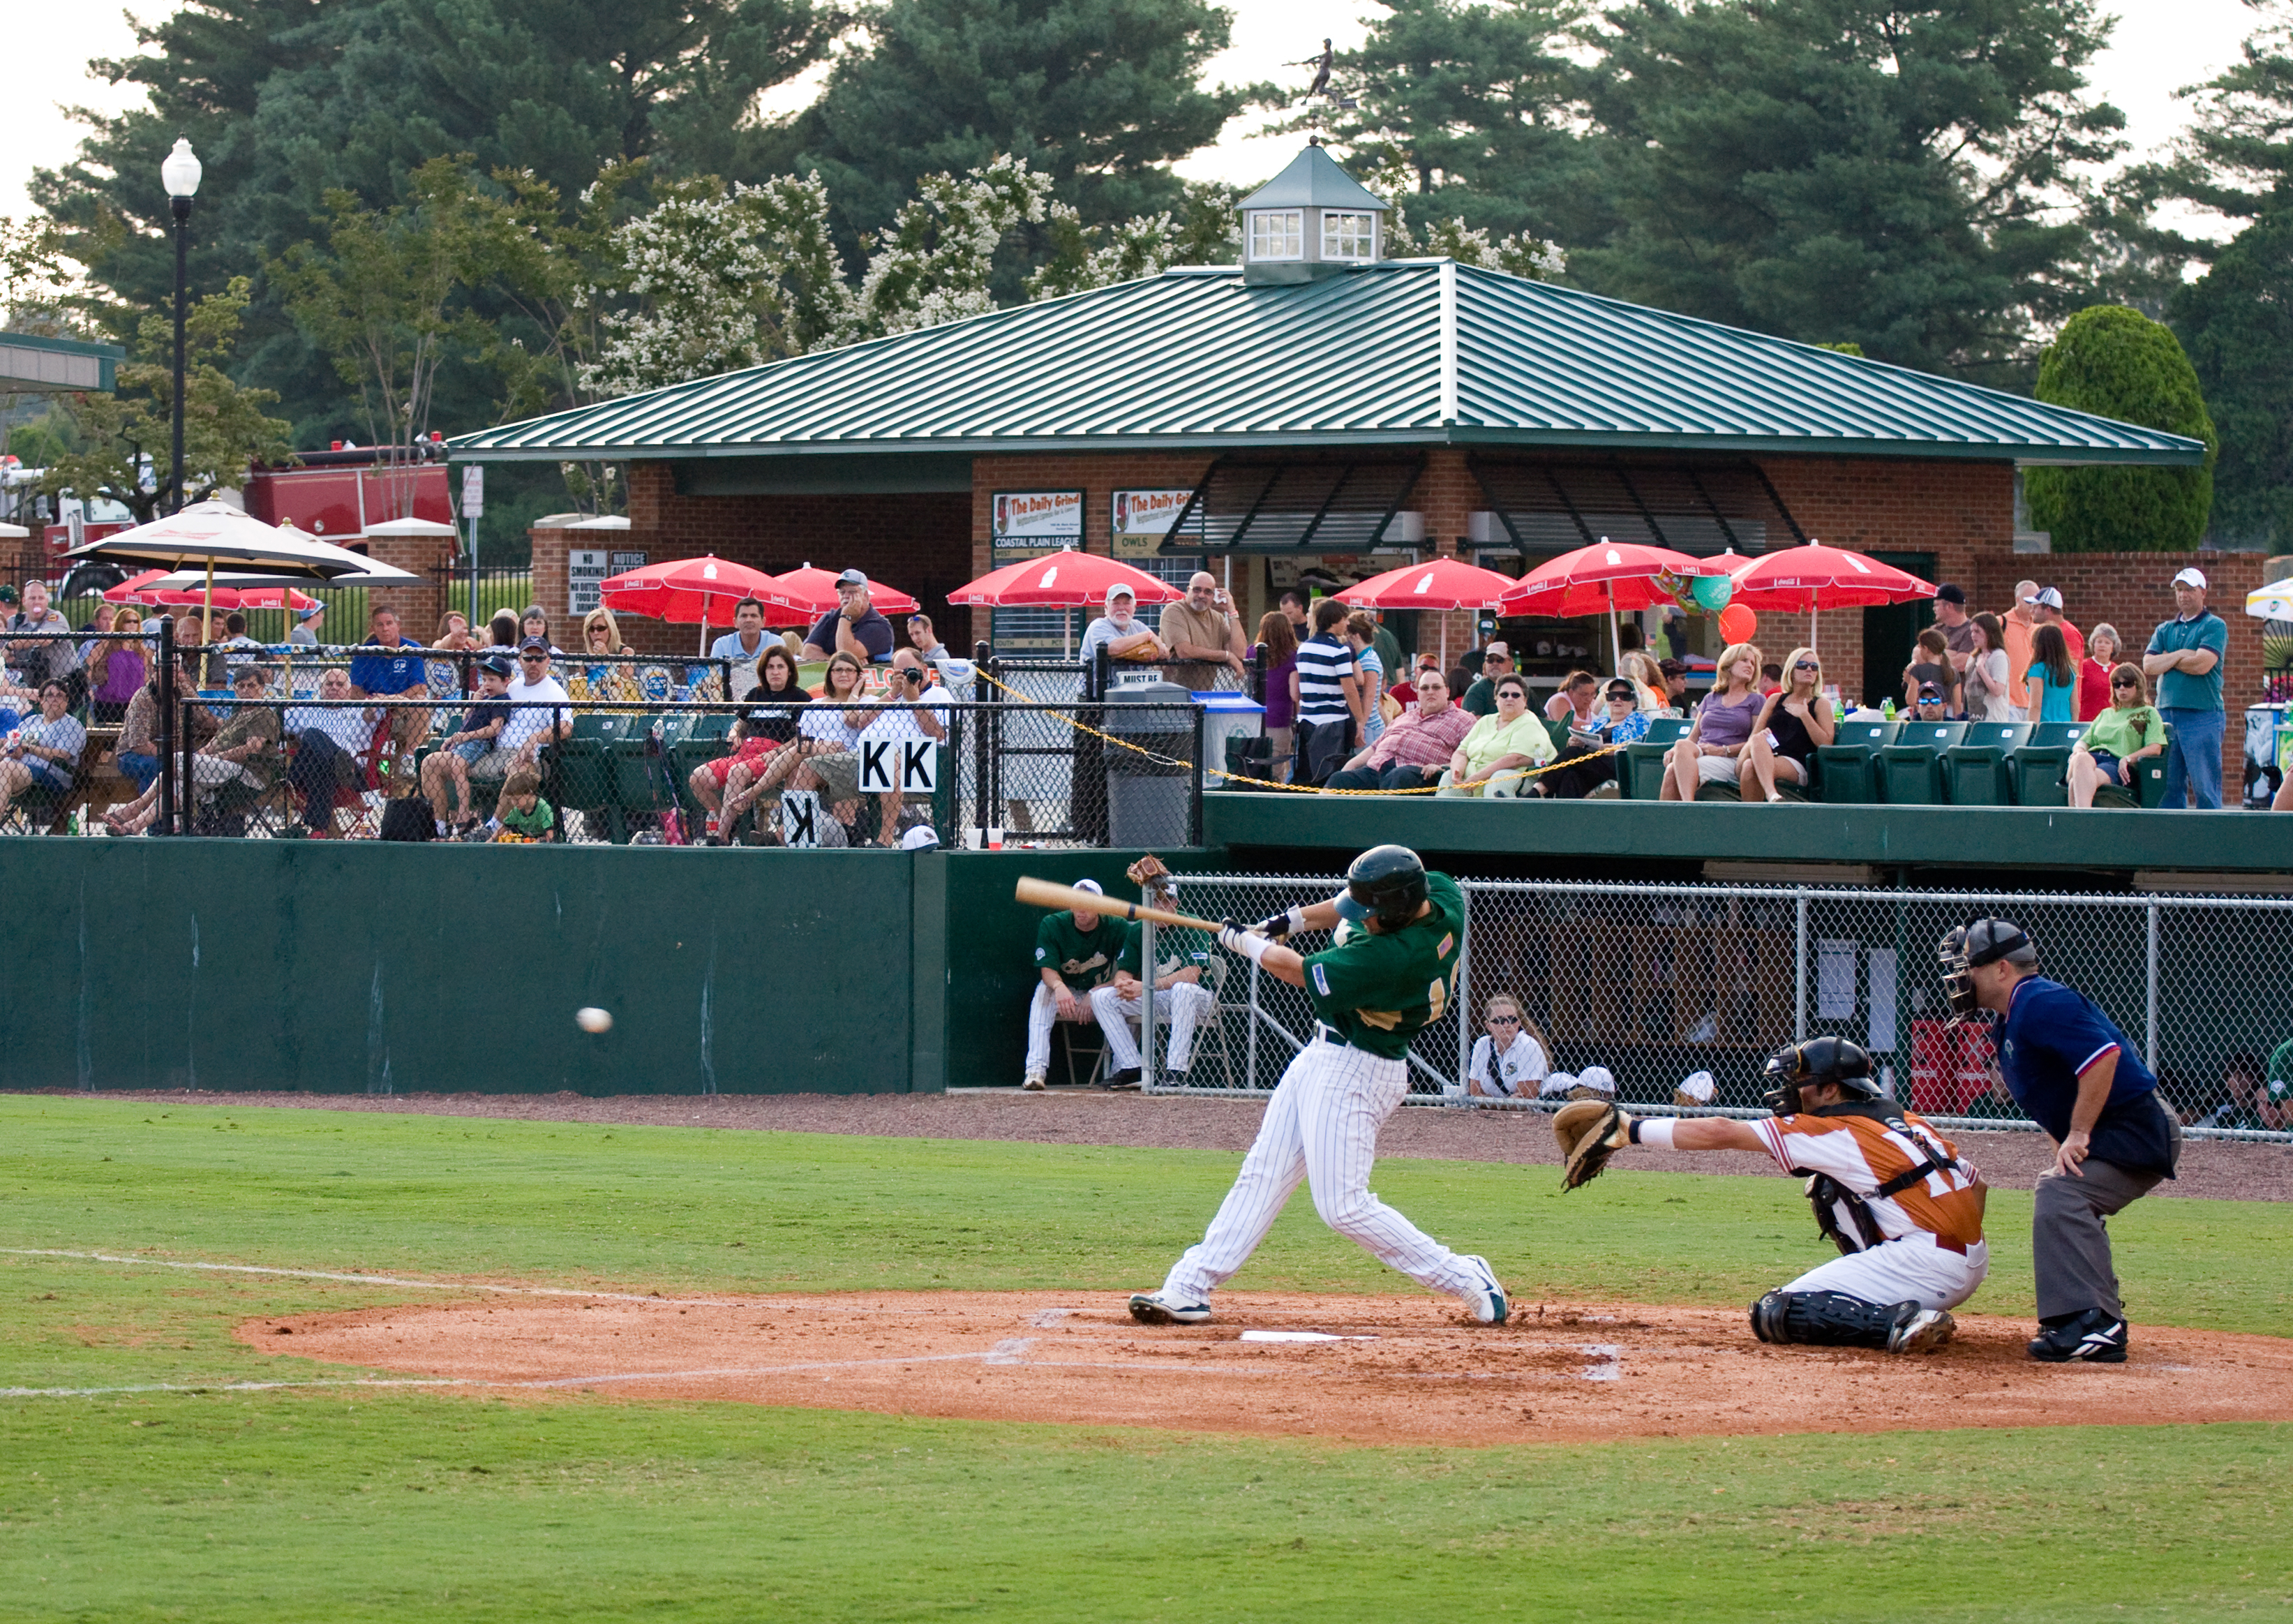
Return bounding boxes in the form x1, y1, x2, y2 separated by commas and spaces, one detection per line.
1691, 574, 1733, 611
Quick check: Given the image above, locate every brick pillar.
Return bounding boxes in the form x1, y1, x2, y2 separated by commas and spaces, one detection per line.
364, 534, 453, 636
1417, 448, 1483, 666
530, 520, 573, 625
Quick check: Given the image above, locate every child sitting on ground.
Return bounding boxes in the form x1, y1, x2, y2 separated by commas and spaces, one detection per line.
487, 766, 556, 842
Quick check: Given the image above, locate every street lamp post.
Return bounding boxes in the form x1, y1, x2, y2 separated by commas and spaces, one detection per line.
160, 137, 202, 517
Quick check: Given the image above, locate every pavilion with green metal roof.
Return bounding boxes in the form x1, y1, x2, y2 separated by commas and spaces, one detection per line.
452, 144, 2209, 708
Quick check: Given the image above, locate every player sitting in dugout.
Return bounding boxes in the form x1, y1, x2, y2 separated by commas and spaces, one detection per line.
1021, 878, 1121, 1093
1089, 856, 1216, 1087
1554, 1037, 1984, 1355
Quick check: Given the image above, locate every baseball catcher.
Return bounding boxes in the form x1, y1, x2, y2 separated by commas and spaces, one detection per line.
1552, 1037, 1987, 1355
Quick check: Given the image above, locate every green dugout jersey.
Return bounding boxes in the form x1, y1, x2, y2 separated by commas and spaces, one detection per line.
1116, 919, 1213, 983
2268, 1037, 2293, 1103
1300, 871, 1464, 1059
1035, 911, 1119, 990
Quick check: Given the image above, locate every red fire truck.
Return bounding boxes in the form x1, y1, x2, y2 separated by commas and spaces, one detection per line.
40, 439, 456, 593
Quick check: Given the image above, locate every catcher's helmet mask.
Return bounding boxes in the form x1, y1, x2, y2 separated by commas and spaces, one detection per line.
1762, 1036, 1882, 1117
1337, 844, 1430, 932
1938, 918, 2035, 1020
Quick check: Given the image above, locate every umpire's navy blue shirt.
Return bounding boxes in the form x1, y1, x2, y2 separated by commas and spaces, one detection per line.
1994, 976, 2176, 1176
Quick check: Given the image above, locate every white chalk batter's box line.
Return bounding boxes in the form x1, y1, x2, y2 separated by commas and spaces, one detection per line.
2, 1251, 1631, 1397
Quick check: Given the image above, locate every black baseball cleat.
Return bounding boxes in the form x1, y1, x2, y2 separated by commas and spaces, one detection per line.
1102, 1067, 1144, 1092
2027, 1308, 2128, 1364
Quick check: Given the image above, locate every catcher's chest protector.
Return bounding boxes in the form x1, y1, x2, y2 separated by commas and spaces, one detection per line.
1805, 1174, 1887, 1256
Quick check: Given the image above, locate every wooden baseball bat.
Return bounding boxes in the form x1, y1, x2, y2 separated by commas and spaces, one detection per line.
1014, 877, 1228, 935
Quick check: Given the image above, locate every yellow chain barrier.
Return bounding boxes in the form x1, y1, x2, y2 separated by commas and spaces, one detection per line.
969, 666, 1629, 796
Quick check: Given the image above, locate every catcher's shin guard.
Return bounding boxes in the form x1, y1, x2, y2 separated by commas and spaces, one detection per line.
1749, 1290, 1919, 1351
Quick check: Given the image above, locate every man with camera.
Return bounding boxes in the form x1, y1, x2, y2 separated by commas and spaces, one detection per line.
858, 649, 952, 846
1157, 572, 1247, 692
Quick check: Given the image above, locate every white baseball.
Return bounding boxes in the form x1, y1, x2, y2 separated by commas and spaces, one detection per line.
575, 1007, 613, 1034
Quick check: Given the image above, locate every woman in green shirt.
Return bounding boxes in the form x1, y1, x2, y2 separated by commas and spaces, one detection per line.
1435, 674, 1555, 798
2068, 663, 2165, 807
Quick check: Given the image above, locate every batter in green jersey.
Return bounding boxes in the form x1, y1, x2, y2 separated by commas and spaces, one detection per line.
1301, 871, 1464, 1059
1128, 847, 1509, 1327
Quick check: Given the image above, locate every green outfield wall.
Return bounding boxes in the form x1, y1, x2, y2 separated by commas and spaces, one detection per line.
0, 841, 1207, 1096
0, 842, 941, 1096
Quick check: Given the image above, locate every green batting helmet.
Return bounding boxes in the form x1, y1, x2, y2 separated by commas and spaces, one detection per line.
1338, 844, 1429, 930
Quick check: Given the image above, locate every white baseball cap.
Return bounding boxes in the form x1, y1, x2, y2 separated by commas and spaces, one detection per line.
1576, 1064, 1618, 1096
1104, 583, 1135, 609
2172, 567, 2208, 590
1538, 1071, 1577, 1098
2022, 586, 2063, 610
899, 825, 940, 850
1072, 877, 1104, 895
1677, 1069, 1717, 1103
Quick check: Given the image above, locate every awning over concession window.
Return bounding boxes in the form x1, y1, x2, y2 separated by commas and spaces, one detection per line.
1468, 456, 1807, 556
1163, 454, 1426, 554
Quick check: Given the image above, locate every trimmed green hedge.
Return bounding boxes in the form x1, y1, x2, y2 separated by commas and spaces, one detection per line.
2025, 305, 2218, 552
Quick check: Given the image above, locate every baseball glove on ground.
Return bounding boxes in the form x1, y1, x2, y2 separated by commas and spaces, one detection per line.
1551, 1100, 1634, 1191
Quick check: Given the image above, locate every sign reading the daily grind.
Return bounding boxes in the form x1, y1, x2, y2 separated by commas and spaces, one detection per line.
991, 490, 1084, 547
1111, 488, 1196, 558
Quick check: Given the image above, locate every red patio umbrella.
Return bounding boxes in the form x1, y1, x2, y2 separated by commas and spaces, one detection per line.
1497, 539, 1729, 669
102, 569, 171, 603
598, 554, 783, 654
1728, 540, 1936, 654
1338, 556, 1521, 669
948, 548, 1180, 607
946, 549, 1174, 658
761, 565, 921, 628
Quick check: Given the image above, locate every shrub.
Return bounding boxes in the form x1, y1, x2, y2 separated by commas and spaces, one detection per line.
2024, 306, 2218, 553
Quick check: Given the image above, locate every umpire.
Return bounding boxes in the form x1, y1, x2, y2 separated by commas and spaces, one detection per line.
1941, 918, 2181, 1363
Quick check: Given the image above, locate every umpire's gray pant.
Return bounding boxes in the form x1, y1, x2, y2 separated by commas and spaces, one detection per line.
2031, 1113, 2181, 1321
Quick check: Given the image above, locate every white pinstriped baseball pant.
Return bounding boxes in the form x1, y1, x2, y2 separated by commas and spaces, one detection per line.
1089, 981, 1213, 1072
1023, 983, 1066, 1076
1158, 1036, 1486, 1304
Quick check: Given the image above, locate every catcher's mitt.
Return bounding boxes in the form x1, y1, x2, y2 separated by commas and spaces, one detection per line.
1551, 1100, 1634, 1191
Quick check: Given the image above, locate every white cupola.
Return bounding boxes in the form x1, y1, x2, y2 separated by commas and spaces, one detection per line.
1235, 142, 1391, 285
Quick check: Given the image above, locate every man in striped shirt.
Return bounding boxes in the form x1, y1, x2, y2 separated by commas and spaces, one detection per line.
1322, 669, 1471, 792
1292, 597, 1361, 787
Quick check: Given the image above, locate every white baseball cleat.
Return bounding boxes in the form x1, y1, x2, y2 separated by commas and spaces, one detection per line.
1128, 1291, 1211, 1325
1458, 1255, 1510, 1325
1888, 1307, 1956, 1355
1021, 1072, 1047, 1092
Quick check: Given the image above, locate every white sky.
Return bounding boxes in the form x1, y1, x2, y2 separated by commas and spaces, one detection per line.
1, 0, 2268, 224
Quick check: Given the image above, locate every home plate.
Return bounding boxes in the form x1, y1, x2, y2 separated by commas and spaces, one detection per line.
1239, 1330, 1378, 1343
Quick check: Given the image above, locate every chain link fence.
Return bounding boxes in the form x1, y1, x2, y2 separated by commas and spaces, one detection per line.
1122, 875, 2293, 1142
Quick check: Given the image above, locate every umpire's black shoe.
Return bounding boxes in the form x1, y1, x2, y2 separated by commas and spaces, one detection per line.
2027, 1308, 2128, 1364
1103, 1067, 1144, 1092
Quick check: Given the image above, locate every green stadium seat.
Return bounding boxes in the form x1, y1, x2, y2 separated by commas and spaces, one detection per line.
1619, 716, 1691, 800
1876, 722, 1969, 805
2006, 720, 2091, 807
544, 714, 627, 839
1812, 720, 1897, 804
1941, 722, 2033, 805
2093, 724, 2174, 809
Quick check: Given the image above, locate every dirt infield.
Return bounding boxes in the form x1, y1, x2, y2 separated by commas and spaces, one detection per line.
36, 1088, 2293, 1202
245, 1290, 2293, 1447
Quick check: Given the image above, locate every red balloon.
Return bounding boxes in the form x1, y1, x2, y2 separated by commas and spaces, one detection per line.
1717, 603, 1758, 645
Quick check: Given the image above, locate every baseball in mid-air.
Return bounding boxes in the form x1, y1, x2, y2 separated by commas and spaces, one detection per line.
575, 1007, 613, 1034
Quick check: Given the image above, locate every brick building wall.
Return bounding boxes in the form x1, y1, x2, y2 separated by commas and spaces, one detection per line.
363, 534, 457, 637
530, 465, 973, 655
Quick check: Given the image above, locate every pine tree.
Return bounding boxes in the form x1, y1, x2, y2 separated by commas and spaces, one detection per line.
1576, 0, 2127, 383
797, 0, 1248, 244
1297, 0, 1592, 241
2023, 306, 2217, 553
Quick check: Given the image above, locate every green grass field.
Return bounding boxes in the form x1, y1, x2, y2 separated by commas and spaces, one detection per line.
3, 1094, 2290, 1622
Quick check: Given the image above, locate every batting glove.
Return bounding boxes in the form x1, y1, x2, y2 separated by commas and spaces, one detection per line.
1218, 918, 1275, 964
1254, 906, 1308, 939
